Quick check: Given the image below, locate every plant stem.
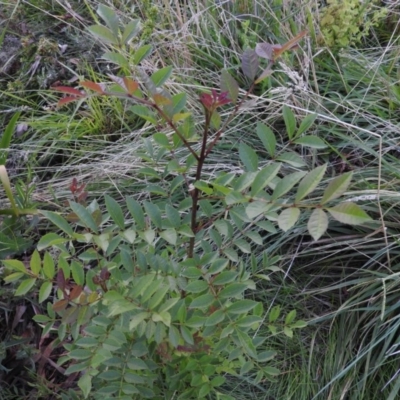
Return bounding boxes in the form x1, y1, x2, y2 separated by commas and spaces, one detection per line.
188, 110, 212, 258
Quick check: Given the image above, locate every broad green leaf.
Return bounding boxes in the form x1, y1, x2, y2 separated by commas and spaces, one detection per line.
160, 229, 177, 245
120, 229, 136, 245
245, 231, 263, 245
295, 164, 327, 202
239, 142, 258, 172
148, 285, 170, 309
141, 279, 163, 304
263, 366, 280, 376
256, 220, 277, 233
228, 299, 258, 314
327, 202, 372, 225
172, 112, 192, 122
181, 266, 202, 278
278, 208, 300, 231
246, 201, 272, 219
211, 376, 226, 387
165, 204, 181, 228
69, 202, 99, 233
30, 250, 41, 275
87, 25, 118, 44
282, 105, 296, 139
153, 133, 170, 148
233, 171, 257, 192
257, 350, 277, 362
256, 122, 276, 157
39, 281, 53, 303
236, 329, 257, 358
272, 171, 307, 200
199, 384, 211, 398
171, 92, 187, 114
225, 191, 247, 205
241, 49, 259, 81
307, 208, 328, 241
178, 225, 194, 237
189, 293, 214, 309
276, 152, 306, 167
209, 258, 229, 274
126, 197, 145, 229
294, 135, 327, 148
71, 260, 85, 286
205, 309, 225, 326
321, 172, 353, 204
194, 180, 213, 195
212, 271, 238, 285
158, 297, 180, 313
102, 52, 129, 69
291, 320, 307, 328
143, 201, 162, 228
40, 210, 74, 236
219, 283, 248, 299
169, 325, 180, 347
152, 310, 171, 327
105, 195, 125, 229
78, 374, 92, 399
151, 66, 173, 87
269, 305, 281, 323
129, 312, 150, 330
4, 272, 24, 283
43, 252, 55, 279
223, 248, 238, 262
97, 4, 119, 36
130, 105, 157, 124
93, 233, 110, 253
220, 69, 239, 103
133, 44, 152, 64
15, 278, 36, 296
234, 239, 251, 253
296, 113, 317, 137
98, 370, 122, 381
37, 233, 68, 251
2, 259, 27, 273
240, 361, 254, 375
121, 19, 140, 44
237, 315, 263, 328
283, 326, 293, 338
250, 163, 281, 196
185, 280, 208, 293
210, 110, 221, 130
285, 309, 297, 325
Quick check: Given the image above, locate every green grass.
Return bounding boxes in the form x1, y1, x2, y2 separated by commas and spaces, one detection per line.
1, 0, 400, 398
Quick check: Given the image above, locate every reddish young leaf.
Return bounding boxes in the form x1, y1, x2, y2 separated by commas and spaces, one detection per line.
57, 269, 66, 292
69, 285, 83, 301
272, 30, 308, 61
70, 177, 78, 194
80, 81, 104, 94
241, 49, 259, 81
53, 299, 69, 312
153, 93, 172, 106
100, 267, 111, 281
53, 86, 84, 97
57, 97, 81, 107
77, 191, 88, 204
123, 77, 139, 94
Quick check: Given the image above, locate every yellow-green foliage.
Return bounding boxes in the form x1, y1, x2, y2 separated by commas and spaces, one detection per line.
318, 0, 387, 49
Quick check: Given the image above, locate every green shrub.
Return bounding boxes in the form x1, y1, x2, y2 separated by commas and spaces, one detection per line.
1, 5, 374, 399
318, 0, 387, 50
